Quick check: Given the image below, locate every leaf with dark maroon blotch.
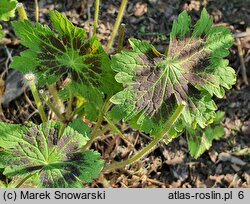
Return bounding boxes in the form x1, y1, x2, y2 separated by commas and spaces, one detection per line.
0, 121, 104, 188
10, 10, 118, 96
110, 8, 235, 135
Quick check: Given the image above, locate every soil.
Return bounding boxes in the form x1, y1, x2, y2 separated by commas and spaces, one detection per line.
0, 0, 250, 188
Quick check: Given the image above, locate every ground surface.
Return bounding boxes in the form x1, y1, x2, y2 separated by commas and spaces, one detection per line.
0, 0, 250, 187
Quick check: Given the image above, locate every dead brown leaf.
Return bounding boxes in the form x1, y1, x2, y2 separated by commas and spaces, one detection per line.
133, 2, 148, 17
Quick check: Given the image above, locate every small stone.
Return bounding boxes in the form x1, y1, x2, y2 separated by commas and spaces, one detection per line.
215, 163, 222, 174
231, 164, 241, 172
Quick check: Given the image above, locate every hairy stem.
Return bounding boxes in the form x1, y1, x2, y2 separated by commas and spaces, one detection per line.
58, 123, 67, 139
117, 23, 125, 52
87, 2, 92, 37
82, 98, 111, 151
34, 0, 39, 22
70, 103, 85, 119
103, 115, 126, 140
40, 91, 65, 123
106, 0, 127, 52
15, 172, 37, 188
17, 3, 28, 20
65, 90, 73, 120
103, 102, 186, 172
48, 84, 64, 114
28, 81, 47, 123
81, 112, 104, 151
0, 77, 4, 115
93, 0, 99, 35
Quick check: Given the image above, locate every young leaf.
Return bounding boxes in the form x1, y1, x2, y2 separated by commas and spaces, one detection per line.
110, 8, 235, 134
69, 118, 91, 137
186, 111, 225, 158
59, 82, 104, 121
10, 10, 119, 95
0, 121, 104, 187
0, 180, 5, 188
0, 0, 17, 21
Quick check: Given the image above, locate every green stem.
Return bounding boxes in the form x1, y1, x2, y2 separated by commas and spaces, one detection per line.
117, 23, 125, 52
65, 90, 73, 120
87, 3, 92, 37
103, 102, 186, 172
82, 113, 103, 151
82, 98, 111, 151
40, 91, 66, 123
106, 0, 127, 52
70, 103, 85, 119
34, 0, 39, 22
17, 3, 28, 20
103, 115, 126, 139
48, 84, 64, 114
58, 123, 67, 139
93, 0, 99, 35
0, 78, 3, 114
28, 81, 47, 123
95, 124, 111, 137
15, 172, 36, 188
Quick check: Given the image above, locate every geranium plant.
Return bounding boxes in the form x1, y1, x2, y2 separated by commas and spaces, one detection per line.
0, 0, 235, 188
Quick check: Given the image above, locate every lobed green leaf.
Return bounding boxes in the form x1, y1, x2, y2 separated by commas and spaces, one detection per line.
0, 0, 17, 21
110, 8, 235, 135
186, 111, 225, 158
68, 118, 91, 137
0, 121, 104, 188
10, 10, 119, 95
59, 82, 104, 121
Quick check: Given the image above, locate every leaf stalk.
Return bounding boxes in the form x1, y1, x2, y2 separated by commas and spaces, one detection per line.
65, 90, 73, 121
103, 115, 126, 140
93, 0, 99, 35
15, 172, 37, 188
27, 78, 47, 123
17, 3, 28, 20
40, 90, 66, 123
34, 0, 39, 23
82, 98, 111, 151
48, 84, 65, 114
103, 102, 186, 172
106, 0, 127, 52
117, 23, 125, 52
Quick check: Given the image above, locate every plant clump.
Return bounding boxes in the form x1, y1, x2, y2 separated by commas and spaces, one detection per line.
0, 2, 236, 188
